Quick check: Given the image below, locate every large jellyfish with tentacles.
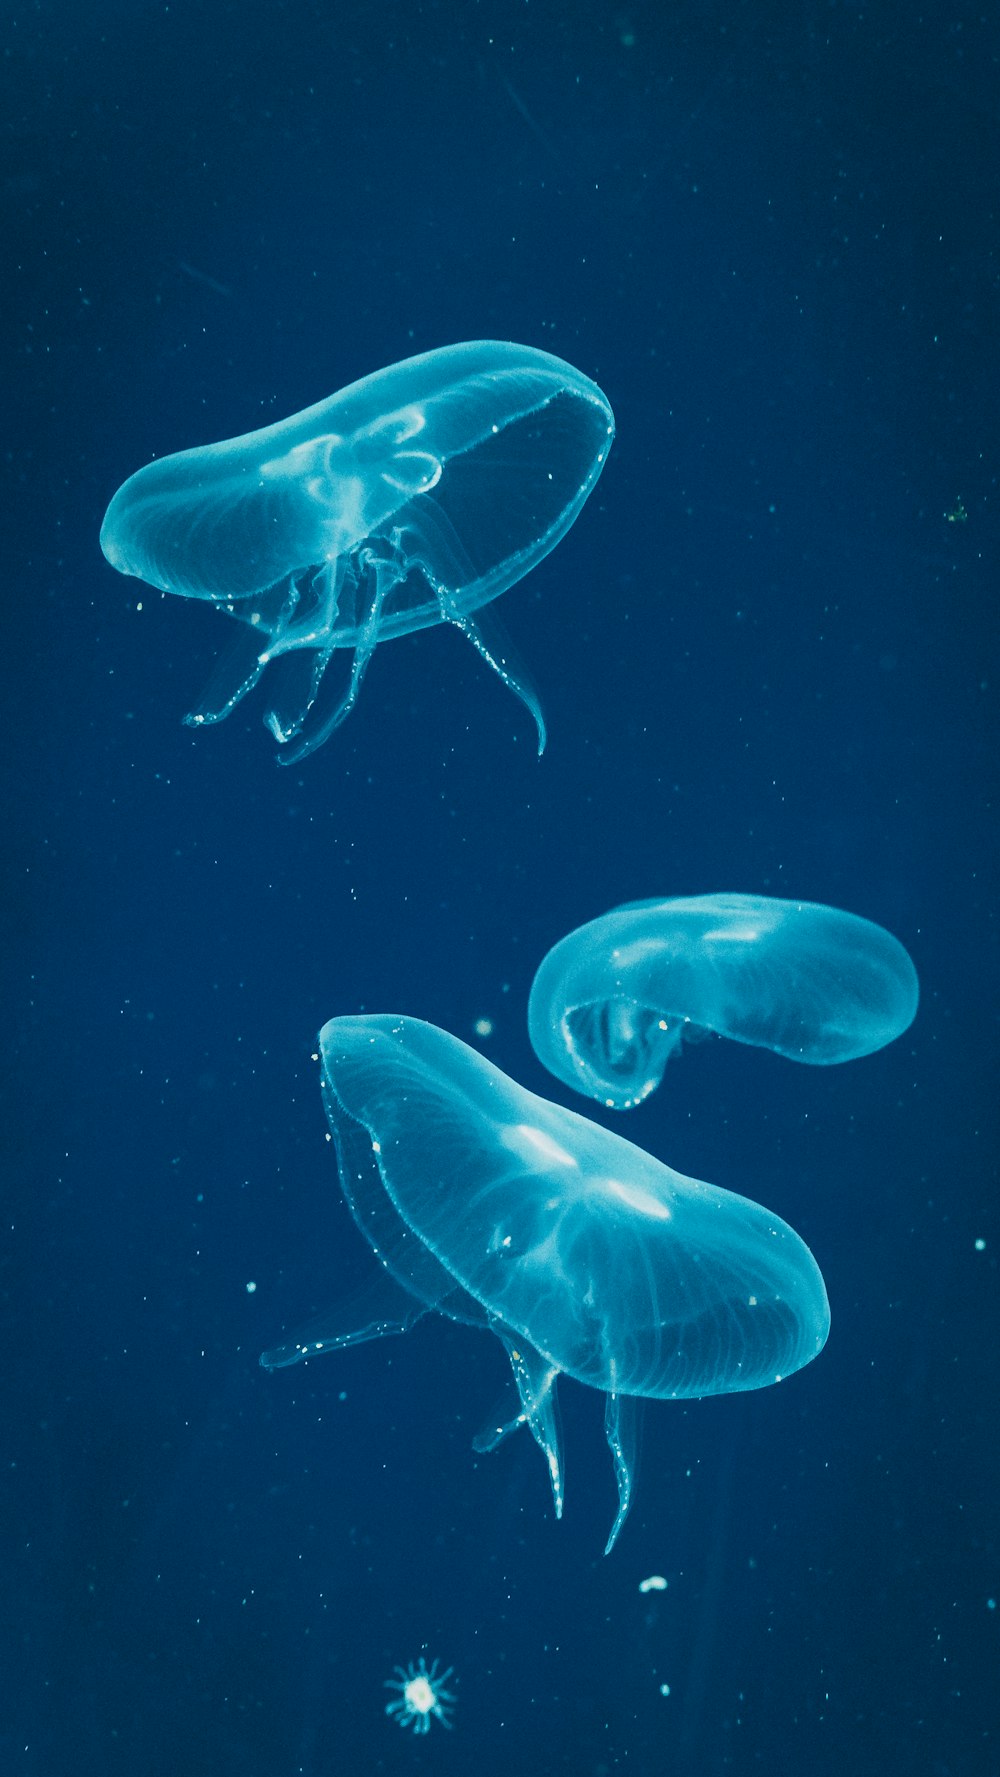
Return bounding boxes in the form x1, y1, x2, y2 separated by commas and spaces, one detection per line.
261, 1015, 830, 1553
100, 340, 614, 762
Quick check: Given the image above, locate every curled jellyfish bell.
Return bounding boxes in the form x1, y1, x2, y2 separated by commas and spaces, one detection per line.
528, 892, 920, 1109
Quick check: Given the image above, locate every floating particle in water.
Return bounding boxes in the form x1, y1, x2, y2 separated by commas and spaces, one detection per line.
384, 1657, 456, 1735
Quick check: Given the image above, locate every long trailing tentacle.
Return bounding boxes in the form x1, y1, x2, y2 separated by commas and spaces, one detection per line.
603, 1379, 641, 1554
443, 598, 547, 755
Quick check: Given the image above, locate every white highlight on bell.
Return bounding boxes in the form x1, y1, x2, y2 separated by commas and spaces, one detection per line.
703, 921, 763, 944
504, 1122, 578, 1170
384, 1657, 456, 1735
602, 1176, 671, 1220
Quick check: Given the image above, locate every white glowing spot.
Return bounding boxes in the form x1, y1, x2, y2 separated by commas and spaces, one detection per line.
474, 1016, 494, 1038
657, 1018, 669, 1030
975, 1237, 986, 1251
639, 1574, 668, 1593
384, 1658, 456, 1735
703, 922, 762, 944
602, 1176, 671, 1220
613, 935, 670, 970
372, 1139, 382, 1153
748, 1294, 758, 1306
245, 1280, 257, 1295
505, 1123, 578, 1169
659, 1682, 672, 1697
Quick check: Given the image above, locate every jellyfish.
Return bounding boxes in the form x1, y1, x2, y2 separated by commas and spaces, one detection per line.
384, 1658, 456, 1735
261, 1015, 830, 1552
99, 340, 614, 762
527, 892, 920, 1110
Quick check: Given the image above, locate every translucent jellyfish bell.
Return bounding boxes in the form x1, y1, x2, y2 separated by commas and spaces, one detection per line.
99, 340, 614, 762
527, 892, 920, 1109
261, 1015, 830, 1552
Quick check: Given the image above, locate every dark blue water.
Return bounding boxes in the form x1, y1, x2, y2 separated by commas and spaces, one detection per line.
4, 4, 997, 1773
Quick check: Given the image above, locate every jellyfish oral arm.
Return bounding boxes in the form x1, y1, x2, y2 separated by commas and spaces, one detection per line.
441, 596, 548, 756
603, 1383, 640, 1554
474, 1336, 638, 1554
472, 1331, 565, 1520
264, 548, 405, 765
259, 1262, 431, 1370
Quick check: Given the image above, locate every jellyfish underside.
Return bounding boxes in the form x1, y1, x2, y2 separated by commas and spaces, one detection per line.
261, 1256, 637, 1554
563, 996, 709, 1108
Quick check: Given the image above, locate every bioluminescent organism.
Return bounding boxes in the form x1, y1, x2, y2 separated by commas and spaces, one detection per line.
100, 341, 614, 762
527, 892, 920, 1109
261, 1015, 830, 1552
384, 1658, 456, 1735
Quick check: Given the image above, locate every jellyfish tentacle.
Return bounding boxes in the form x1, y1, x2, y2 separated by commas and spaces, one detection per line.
259, 1263, 433, 1371
183, 616, 269, 728
272, 552, 398, 764
471, 1378, 527, 1454
603, 1382, 640, 1554
183, 576, 305, 728
442, 598, 548, 756
496, 1331, 565, 1519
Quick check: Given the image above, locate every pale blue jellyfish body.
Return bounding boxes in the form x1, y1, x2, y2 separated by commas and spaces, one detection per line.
100, 341, 614, 762
527, 892, 920, 1110
261, 1015, 830, 1551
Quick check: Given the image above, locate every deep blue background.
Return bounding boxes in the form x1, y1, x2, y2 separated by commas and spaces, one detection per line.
3, 3, 997, 1773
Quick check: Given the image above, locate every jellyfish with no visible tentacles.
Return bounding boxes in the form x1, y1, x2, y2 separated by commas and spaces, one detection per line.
100, 341, 614, 762
527, 892, 920, 1110
261, 1015, 830, 1553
